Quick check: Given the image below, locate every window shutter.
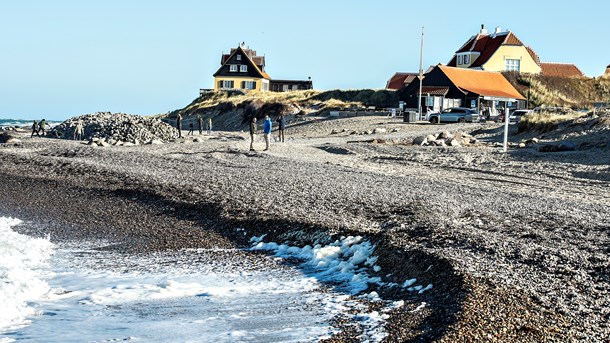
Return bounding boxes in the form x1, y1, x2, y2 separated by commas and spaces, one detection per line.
252, 82, 256, 90
241, 81, 245, 89
230, 81, 234, 88
218, 80, 222, 89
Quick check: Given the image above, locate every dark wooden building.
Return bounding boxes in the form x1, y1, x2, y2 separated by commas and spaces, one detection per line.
399, 64, 525, 117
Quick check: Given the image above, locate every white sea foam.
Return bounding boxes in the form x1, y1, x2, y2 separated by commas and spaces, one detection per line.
0, 217, 54, 334
250, 235, 411, 342
251, 235, 382, 294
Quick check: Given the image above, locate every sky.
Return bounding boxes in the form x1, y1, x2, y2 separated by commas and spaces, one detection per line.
1, 0, 609, 121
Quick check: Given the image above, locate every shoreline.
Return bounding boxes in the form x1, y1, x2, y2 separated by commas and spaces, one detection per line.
1, 117, 609, 341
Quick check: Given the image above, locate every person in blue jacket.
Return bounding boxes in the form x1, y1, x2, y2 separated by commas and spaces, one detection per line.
263, 114, 272, 151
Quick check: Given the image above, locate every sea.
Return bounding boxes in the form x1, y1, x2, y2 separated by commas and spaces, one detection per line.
0, 119, 62, 129
0, 217, 410, 343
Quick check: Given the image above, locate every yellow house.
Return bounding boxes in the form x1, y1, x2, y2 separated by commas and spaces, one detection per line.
213, 43, 271, 92
448, 25, 542, 75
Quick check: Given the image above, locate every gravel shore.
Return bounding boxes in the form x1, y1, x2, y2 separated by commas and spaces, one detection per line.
1, 116, 609, 341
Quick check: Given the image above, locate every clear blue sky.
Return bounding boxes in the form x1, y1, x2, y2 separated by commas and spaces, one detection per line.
1, 0, 608, 121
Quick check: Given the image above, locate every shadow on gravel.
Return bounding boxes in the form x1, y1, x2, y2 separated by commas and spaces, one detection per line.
316, 145, 354, 155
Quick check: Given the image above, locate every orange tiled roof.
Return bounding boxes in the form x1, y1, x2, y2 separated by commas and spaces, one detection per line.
386, 72, 418, 90
540, 63, 584, 78
526, 46, 541, 66
449, 31, 530, 68
439, 65, 525, 100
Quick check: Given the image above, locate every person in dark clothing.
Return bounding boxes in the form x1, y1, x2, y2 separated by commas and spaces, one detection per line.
249, 117, 257, 151
197, 114, 203, 135
38, 119, 47, 136
31, 120, 40, 137
188, 122, 194, 136
276, 114, 286, 142
176, 113, 183, 138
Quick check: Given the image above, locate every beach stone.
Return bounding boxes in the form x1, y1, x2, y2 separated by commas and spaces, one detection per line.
448, 138, 461, 147
412, 136, 427, 146
519, 142, 526, 148
439, 131, 453, 139
373, 128, 387, 134
194, 137, 205, 143
123, 142, 135, 147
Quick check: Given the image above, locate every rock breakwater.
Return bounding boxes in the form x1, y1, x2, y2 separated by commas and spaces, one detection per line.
51, 112, 177, 144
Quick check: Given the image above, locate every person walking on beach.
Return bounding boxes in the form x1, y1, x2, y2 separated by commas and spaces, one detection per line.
263, 114, 272, 151
276, 114, 286, 143
38, 119, 47, 136
188, 122, 194, 136
249, 117, 257, 151
74, 120, 84, 140
207, 117, 213, 135
197, 114, 203, 135
176, 113, 183, 138
31, 120, 40, 137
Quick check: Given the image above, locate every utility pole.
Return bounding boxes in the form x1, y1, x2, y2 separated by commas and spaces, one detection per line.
417, 27, 424, 121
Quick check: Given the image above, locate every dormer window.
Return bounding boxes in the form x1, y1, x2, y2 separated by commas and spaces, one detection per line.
230, 65, 238, 72
464, 54, 470, 64
457, 55, 463, 65
240, 65, 248, 72
236, 54, 241, 61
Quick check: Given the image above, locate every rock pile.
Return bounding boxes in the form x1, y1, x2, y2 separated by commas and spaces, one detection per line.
412, 131, 478, 147
51, 112, 177, 145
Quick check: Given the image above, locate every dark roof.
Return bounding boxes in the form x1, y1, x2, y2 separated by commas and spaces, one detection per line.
221, 47, 266, 70
386, 72, 419, 90
417, 86, 449, 96
214, 45, 270, 79
540, 63, 584, 78
449, 31, 531, 68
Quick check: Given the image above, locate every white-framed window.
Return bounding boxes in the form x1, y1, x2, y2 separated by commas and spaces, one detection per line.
244, 81, 256, 90
282, 84, 290, 92
221, 80, 234, 89
236, 54, 241, 61
464, 54, 470, 64
457, 55, 463, 65
505, 59, 521, 72
229, 65, 238, 72
240, 65, 248, 72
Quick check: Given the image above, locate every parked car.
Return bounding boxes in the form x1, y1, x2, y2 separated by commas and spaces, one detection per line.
428, 107, 480, 123
498, 109, 532, 123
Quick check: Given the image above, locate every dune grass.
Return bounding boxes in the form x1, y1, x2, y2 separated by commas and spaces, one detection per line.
518, 110, 589, 132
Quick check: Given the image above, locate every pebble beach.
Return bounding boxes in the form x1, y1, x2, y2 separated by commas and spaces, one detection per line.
1, 115, 609, 341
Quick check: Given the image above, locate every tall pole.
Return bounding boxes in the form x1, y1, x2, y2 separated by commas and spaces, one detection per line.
417, 27, 424, 120
503, 102, 510, 153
